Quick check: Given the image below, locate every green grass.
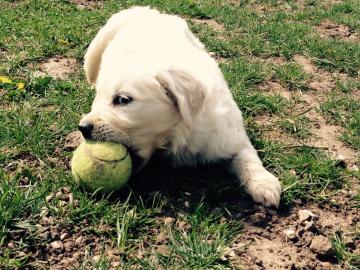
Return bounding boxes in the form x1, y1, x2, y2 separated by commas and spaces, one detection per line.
1, 0, 359, 268
332, 233, 360, 270
320, 93, 360, 150
278, 116, 311, 139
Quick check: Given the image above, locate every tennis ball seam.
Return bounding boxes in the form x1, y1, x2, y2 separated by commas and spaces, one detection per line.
84, 147, 129, 163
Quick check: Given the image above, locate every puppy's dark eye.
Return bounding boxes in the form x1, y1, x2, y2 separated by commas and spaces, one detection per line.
113, 95, 133, 106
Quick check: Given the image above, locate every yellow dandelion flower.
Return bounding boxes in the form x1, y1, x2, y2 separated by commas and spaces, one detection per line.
0, 76, 12, 84
17, 82, 25, 90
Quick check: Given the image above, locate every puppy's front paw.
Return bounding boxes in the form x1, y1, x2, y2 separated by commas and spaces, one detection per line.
246, 170, 282, 208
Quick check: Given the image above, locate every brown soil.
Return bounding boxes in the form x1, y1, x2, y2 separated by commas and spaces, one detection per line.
34, 57, 78, 79
12, 187, 122, 269
256, 56, 287, 67
69, 0, 103, 10
250, 54, 360, 268
231, 203, 359, 269
256, 89, 358, 166
293, 54, 349, 92
316, 20, 358, 41
258, 54, 358, 166
191, 18, 225, 31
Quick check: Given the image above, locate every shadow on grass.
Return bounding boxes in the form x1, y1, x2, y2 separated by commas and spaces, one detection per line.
114, 152, 293, 220
132, 155, 249, 210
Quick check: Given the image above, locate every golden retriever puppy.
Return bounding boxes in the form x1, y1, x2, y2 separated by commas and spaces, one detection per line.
79, 6, 281, 207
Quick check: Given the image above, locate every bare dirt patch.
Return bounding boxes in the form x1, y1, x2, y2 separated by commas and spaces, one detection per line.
12, 187, 123, 270
316, 20, 357, 40
256, 56, 287, 67
232, 203, 359, 269
257, 80, 358, 166
292, 54, 346, 92
69, 0, 103, 10
191, 18, 225, 31
34, 57, 78, 79
257, 53, 358, 165
258, 81, 292, 99
293, 55, 317, 74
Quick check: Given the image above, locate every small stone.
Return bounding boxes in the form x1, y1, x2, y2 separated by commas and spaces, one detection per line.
303, 221, 317, 232
310, 235, 334, 257
75, 236, 83, 244
64, 241, 73, 252
60, 233, 69, 241
184, 201, 190, 208
50, 241, 64, 250
298, 210, 316, 223
7, 242, 15, 249
73, 251, 81, 259
283, 228, 297, 241
262, 231, 271, 239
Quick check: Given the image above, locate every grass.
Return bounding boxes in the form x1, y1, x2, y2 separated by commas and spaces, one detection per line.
0, 0, 359, 269
320, 92, 360, 150
332, 233, 360, 270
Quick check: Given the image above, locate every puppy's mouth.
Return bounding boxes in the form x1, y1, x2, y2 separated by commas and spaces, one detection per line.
78, 123, 145, 172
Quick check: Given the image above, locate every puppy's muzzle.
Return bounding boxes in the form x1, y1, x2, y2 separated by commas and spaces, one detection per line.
78, 121, 94, 139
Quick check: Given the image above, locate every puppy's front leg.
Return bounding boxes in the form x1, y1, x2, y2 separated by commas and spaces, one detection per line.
231, 137, 281, 207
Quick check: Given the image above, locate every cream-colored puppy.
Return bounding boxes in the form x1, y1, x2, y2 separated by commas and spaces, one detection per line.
79, 6, 281, 207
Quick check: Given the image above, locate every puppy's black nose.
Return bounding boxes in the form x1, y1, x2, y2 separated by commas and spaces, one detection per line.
78, 122, 94, 139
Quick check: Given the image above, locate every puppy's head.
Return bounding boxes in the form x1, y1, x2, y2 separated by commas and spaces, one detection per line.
79, 69, 205, 161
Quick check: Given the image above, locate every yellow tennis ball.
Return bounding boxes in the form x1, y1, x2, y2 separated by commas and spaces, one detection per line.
71, 141, 132, 193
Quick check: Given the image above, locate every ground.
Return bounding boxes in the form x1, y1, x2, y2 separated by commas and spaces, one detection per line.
0, 0, 359, 269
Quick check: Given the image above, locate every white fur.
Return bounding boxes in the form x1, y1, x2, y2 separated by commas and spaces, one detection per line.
80, 6, 281, 207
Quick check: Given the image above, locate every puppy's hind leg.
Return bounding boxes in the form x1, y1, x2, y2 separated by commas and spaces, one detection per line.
231, 136, 281, 208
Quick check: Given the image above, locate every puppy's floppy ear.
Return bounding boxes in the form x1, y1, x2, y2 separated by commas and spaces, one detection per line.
156, 69, 205, 127
84, 13, 129, 85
